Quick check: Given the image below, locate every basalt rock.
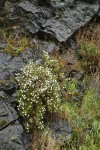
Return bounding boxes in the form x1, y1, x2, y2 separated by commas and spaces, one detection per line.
0, 32, 5, 49
0, 93, 26, 150
1, 0, 99, 42
64, 0, 75, 7
0, 49, 34, 94
0, 0, 6, 10
49, 118, 72, 144
41, 3, 99, 42
0, 0, 100, 149
97, 8, 100, 20
79, 0, 99, 3
37, 0, 52, 6
17, 1, 99, 42
0, 0, 99, 120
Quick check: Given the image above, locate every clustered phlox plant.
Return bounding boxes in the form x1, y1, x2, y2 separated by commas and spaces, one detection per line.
16, 51, 66, 131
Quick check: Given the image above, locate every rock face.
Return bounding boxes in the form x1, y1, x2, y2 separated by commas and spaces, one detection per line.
97, 9, 100, 20
0, 45, 40, 94
37, 0, 52, 6
42, 2, 99, 42
0, 0, 100, 149
64, 0, 75, 7
0, 0, 6, 10
15, 1, 99, 42
0, 92, 25, 150
1, 0, 99, 42
0, 51, 23, 94
50, 118, 72, 144
0, 42, 36, 149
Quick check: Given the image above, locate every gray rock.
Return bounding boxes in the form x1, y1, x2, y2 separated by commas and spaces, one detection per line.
0, 0, 99, 94
0, 80, 17, 95
7, 56, 25, 71
18, 1, 53, 25
50, 118, 72, 144
0, 122, 25, 150
0, 52, 16, 94
0, 32, 6, 49
79, 0, 98, 3
0, 0, 6, 10
0, 0, 99, 148
37, 0, 51, 6
64, 0, 75, 7
15, 1, 98, 42
97, 8, 100, 19
0, 91, 7, 99
0, 43, 6, 49
52, 2, 65, 11
1, 0, 99, 43
33, 39, 59, 54
69, 71, 84, 80
25, 20, 40, 35
42, 3, 99, 42
0, 98, 25, 150
0, 101, 17, 128
0, 43, 41, 94
0, 46, 37, 94
0, 52, 17, 94
45, 42, 59, 53
0, 124, 25, 150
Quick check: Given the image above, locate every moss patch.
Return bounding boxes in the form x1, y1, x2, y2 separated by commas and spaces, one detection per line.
0, 29, 36, 56
0, 120, 7, 128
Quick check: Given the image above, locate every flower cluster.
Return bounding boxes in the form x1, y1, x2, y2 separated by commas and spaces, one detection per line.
16, 51, 66, 131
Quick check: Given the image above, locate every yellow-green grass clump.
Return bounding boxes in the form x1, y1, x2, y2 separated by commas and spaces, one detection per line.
62, 88, 100, 149
0, 30, 35, 56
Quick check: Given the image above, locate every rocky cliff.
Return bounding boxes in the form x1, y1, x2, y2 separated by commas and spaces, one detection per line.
0, 0, 100, 149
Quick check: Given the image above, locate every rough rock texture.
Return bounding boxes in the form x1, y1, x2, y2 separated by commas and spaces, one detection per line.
0, 0, 6, 10
50, 118, 72, 144
0, 92, 25, 150
16, 1, 99, 42
37, 0, 52, 6
0, 34, 6, 49
0, 0, 99, 42
64, 0, 75, 7
97, 9, 100, 20
0, 52, 23, 94
0, 0, 100, 149
0, 45, 40, 94
0, 46, 35, 149
43, 3, 99, 42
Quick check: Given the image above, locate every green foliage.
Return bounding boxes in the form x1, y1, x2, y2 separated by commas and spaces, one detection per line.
16, 51, 66, 131
64, 78, 79, 102
78, 41, 100, 74
65, 78, 77, 93
62, 88, 100, 149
